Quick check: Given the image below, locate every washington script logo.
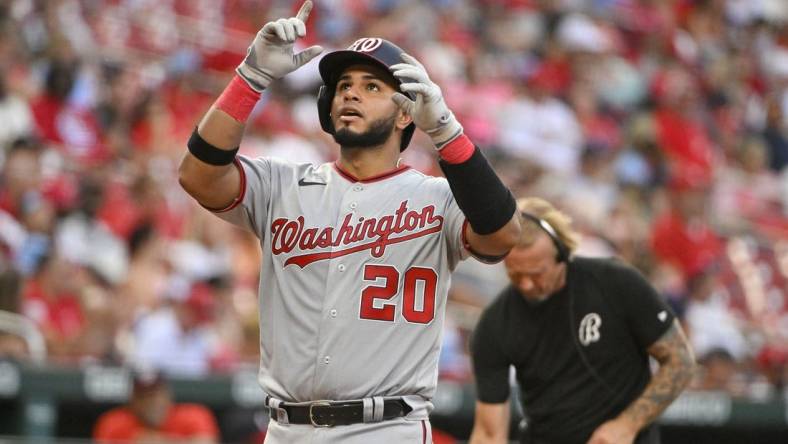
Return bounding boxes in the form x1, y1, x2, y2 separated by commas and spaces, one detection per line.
271, 201, 443, 268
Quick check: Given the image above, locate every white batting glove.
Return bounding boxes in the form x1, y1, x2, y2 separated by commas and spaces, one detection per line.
390, 53, 463, 149
236, 1, 323, 92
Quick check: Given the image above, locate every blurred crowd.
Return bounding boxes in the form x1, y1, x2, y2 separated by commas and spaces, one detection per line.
0, 0, 787, 405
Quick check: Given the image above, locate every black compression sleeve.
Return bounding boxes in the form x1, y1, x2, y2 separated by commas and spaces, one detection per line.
439, 146, 517, 235
187, 128, 239, 166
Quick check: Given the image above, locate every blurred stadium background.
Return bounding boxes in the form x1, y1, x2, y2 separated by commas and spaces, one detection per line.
0, 0, 787, 443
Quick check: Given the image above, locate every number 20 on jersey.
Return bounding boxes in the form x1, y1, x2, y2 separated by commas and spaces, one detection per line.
359, 264, 438, 324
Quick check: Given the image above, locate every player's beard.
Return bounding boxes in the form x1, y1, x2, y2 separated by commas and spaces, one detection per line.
333, 113, 397, 149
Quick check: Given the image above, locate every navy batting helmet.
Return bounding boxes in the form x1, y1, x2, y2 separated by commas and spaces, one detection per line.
317, 38, 416, 151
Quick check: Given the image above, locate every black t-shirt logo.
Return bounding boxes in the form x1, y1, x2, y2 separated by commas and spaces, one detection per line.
578, 313, 602, 346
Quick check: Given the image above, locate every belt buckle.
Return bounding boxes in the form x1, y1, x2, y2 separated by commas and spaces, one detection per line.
309, 401, 333, 427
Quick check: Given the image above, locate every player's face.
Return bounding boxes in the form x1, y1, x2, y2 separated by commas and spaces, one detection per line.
503, 234, 567, 302
331, 64, 410, 148
131, 386, 172, 427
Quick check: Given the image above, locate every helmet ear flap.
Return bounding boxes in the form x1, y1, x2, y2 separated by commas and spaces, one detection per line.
317, 85, 335, 134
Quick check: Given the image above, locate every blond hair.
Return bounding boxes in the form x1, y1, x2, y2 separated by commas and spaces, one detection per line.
516, 197, 580, 253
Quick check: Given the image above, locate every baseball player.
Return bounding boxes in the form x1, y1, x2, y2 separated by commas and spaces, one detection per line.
178, 2, 520, 443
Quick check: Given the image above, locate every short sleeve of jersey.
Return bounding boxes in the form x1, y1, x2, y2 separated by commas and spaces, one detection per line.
444, 195, 470, 268
426, 177, 469, 269
437, 179, 508, 266
470, 298, 512, 403
603, 260, 676, 349
211, 155, 272, 237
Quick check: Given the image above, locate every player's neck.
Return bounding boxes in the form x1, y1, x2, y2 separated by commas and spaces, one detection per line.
338, 144, 401, 180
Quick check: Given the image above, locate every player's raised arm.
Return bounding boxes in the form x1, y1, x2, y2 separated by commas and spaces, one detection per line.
178, 1, 323, 210
390, 54, 521, 258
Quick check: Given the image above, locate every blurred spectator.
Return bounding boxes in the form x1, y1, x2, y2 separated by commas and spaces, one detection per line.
497, 64, 583, 175
437, 316, 471, 381
561, 146, 619, 232
74, 263, 119, 362
651, 178, 723, 280
0, 138, 42, 220
763, 94, 788, 172
30, 57, 108, 164
55, 178, 128, 286
652, 65, 717, 186
694, 348, 744, 395
683, 267, 749, 361
93, 370, 219, 444
118, 223, 169, 322
130, 280, 219, 376
755, 344, 788, 396
615, 114, 668, 191
21, 252, 85, 360
0, 262, 27, 359
0, 73, 34, 150
712, 136, 783, 234
569, 84, 622, 153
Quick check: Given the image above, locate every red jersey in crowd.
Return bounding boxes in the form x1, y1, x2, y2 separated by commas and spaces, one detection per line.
651, 210, 723, 279
93, 403, 219, 443
22, 280, 84, 341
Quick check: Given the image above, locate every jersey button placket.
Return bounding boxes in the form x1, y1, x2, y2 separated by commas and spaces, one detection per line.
315, 184, 358, 382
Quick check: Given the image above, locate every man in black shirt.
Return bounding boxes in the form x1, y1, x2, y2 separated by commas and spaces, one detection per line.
469, 198, 695, 444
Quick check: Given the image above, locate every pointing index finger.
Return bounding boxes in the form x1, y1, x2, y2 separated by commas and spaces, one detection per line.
296, 1, 313, 22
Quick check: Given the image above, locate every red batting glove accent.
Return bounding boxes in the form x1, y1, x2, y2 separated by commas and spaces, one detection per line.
215, 75, 262, 123
438, 134, 474, 164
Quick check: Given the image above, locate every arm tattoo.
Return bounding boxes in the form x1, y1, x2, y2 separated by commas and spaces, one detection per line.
621, 321, 696, 430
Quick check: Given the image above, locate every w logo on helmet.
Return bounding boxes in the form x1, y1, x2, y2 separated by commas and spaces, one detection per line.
348, 38, 383, 53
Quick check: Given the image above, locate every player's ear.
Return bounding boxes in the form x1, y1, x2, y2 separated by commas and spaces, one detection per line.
395, 108, 412, 130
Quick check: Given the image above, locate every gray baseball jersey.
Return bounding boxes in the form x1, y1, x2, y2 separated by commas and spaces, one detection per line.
213, 156, 470, 409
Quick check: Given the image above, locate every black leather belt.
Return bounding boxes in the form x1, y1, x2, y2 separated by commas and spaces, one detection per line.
267, 398, 412, 427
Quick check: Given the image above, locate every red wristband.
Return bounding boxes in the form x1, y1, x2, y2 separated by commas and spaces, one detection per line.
438, 134, 474, 164
215, 75, 261, 123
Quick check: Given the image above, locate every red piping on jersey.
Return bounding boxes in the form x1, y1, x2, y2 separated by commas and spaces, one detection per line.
461, 219, 471, 251
421, 420, 427, 444
206, 158, 246, 213
285, 224, 442, 268
333, 162, 411, 183
461, 219, 507, 264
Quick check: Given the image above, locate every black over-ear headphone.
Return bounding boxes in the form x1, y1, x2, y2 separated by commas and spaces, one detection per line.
520, 212, 570, 263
